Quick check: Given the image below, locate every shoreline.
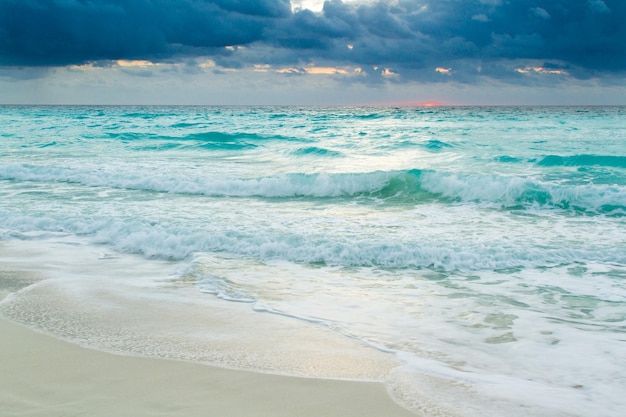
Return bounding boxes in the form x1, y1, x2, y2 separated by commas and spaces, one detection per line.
0, 315, 417, 417
0, 241, 418, 417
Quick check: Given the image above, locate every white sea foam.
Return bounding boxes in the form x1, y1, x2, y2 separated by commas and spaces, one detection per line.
2, 207, 625, 269
0, 163, 394, 197
2, 163, 626, 217
419, 170, 626, 212
189, 257, 626, 417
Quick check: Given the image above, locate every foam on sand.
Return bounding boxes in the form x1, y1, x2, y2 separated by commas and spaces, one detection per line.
0, 316, 416, 417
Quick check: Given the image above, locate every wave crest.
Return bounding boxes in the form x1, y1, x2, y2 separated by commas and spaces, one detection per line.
2, 164, 625, 214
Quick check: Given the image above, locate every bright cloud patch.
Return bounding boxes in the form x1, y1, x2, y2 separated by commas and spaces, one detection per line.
116, 60, 157, 68
516, 66, 569, 76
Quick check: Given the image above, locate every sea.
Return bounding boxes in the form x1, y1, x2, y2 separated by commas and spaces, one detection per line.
1, 105, 625, 417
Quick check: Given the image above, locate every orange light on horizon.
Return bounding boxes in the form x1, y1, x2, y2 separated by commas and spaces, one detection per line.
390, 101, 445, 107
368, 100, 448, 107
419, 101, 443, 107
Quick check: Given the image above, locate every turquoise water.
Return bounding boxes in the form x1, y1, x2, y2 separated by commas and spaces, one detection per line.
1, 106, 625, 416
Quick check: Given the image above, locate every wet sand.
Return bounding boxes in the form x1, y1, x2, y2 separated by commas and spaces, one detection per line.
0, 315, 416, 417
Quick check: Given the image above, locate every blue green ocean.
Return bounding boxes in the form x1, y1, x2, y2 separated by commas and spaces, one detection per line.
1, 105, 625, 416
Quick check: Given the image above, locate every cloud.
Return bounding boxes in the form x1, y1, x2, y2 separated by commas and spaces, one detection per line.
530, 7, 551, 20
0, 0, 290, 66
588, 0, 611, 13
1, 0, 624, 86
472, 14, 490, 22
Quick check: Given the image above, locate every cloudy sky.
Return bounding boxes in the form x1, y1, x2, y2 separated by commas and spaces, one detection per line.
1, 0, 624, 105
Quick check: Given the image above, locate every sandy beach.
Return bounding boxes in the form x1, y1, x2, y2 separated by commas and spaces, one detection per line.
0, 240, 419, 417
0, 314, 416, 417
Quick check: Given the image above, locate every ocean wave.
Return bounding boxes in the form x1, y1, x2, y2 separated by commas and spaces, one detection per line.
2, 212, 625, 271
0, 164, 396, 198
421, 139, 453, 151
182, 131, 300, 143
291, 146, 344, 157
495, 155, 524, 163
537, 154, 626, 169
102, 130, 305, 145
2, 164, 625, 214
418, 170, 626, 214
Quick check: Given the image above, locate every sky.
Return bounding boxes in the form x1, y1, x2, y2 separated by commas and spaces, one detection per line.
0, 0, 625, 105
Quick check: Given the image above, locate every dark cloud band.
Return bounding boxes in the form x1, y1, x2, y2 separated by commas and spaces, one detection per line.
1, 0, 624, 82
0, 0, 291, 66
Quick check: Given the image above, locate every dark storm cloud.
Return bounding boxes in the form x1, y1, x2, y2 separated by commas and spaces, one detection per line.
0, 0, 291, 66
268, 0, 625, 81
1, 0, 624, 82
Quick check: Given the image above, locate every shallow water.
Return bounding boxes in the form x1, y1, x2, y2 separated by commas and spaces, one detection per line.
1, 105, 625, 416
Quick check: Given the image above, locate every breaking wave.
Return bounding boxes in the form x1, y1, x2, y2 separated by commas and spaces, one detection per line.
1, 164, 625, 214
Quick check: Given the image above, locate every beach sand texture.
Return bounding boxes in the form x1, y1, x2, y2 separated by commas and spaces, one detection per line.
0, 242, 417, 417
0, 315, 416, 417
